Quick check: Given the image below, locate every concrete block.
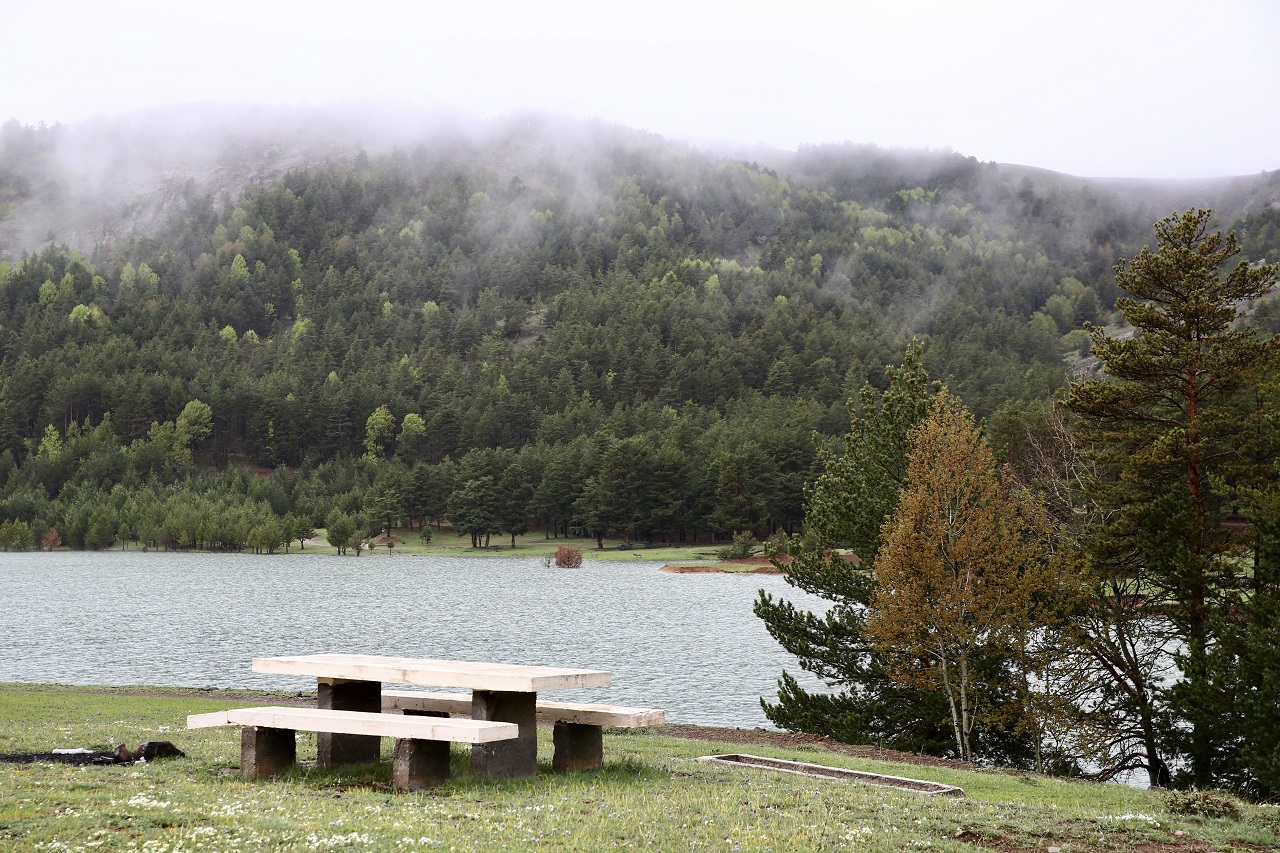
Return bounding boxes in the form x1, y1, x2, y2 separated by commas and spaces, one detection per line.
392, 738, 452, 789
317, 678, 381, 766
241, 726, 295, 777
552, 722, 603, 772
470, 690, 537, 778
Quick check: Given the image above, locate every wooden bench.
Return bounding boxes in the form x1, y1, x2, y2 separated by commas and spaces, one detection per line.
188, 706, 518, 790
381, 690, 665, 771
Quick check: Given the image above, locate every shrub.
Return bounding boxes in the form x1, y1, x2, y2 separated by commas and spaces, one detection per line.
419, 526, 432, 544
1166, 790, 1242, 821
554, 545, 584, 567
715, 530, 758, 560
764, 531, 790, 557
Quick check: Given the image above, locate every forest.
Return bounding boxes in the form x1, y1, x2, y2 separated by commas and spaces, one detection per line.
2, 113, 1276, 553
4, 112, 1280, 793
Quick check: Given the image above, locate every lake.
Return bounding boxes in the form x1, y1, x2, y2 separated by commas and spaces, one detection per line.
0, 551, 828, 728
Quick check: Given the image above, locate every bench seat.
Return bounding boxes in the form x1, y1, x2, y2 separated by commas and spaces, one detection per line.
381, 690, 665, 771
188, 705, 517, 789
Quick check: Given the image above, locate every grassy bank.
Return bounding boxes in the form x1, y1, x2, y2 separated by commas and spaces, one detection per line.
305, 527, 722, 564
2, 685, 1276, 851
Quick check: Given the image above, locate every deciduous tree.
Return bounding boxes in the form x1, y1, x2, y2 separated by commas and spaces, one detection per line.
363, 405, 396, 460
865, 391, 1057, 762
754, 344, 957, 754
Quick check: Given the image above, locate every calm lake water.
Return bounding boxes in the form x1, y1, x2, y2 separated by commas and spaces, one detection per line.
0, 551, 827, 728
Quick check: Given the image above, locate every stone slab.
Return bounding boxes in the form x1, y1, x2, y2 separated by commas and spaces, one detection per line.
381, 690, 665, 727
696, 754, 966, 797
252, 653, 612, 692
186, 706, 518, 743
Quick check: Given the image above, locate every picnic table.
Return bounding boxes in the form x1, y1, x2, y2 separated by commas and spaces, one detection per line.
251, 653, 613, 778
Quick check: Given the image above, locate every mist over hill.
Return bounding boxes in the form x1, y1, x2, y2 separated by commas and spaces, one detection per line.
4, 105, 1278, 262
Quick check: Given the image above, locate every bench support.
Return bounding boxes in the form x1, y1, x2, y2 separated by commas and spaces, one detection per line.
392, 739, 451, 789
552, 722, 603, 772
317, 678, 381, 767
470, 690, 537, 778
242, 726, 296, 777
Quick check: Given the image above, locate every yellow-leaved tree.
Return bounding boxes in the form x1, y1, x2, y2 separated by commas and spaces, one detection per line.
865, 391, 1059, 763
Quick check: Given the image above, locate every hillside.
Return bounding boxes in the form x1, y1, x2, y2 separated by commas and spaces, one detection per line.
0, 108, 1278, 550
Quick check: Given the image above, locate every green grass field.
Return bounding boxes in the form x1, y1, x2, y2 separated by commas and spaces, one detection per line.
2, 685, 1276, 851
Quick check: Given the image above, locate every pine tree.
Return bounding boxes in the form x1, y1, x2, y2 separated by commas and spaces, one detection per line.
1067, 209, 1280, 788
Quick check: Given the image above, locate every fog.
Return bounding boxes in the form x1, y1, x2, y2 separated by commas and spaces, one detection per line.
5, 0, 1278, 180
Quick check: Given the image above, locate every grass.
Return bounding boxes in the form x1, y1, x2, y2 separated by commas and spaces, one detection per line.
2, 686, 1278, 851
305, 526, 725, 565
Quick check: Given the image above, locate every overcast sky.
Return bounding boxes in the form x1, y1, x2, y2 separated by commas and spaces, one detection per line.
5, 0, 1278, 179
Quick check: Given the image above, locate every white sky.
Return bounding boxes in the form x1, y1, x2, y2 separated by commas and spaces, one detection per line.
4, 0, 1278, 178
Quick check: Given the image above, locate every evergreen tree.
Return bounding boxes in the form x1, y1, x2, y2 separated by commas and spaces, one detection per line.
447, 475, 503, 548
1066, 209, 1280, 788
325, 512, 356, 555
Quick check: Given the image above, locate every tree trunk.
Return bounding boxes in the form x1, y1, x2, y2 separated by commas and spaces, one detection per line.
939, 654, 964, 760
959, 654, 971, 763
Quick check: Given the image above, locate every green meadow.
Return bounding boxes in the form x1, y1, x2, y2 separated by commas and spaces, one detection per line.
1, 685, 1276, 851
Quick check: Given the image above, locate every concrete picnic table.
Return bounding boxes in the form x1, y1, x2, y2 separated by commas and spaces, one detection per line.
252, 653, 613, 777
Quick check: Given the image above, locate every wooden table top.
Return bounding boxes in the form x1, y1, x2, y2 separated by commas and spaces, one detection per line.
252, 653, 613, 692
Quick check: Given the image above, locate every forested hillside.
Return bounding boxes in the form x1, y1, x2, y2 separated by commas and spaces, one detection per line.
1, 112, 1278, 551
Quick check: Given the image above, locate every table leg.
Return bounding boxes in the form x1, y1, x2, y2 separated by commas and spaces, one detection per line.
392, 738, 451, 789
470, 690, 537, 778
316, 678, 381, 766
242, 726, 296, 777
552, 722, 603, 772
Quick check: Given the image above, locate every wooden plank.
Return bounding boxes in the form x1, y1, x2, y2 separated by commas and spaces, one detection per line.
252, 653, 612, 692
186, 706, 518, 743
382, 690, 665, 727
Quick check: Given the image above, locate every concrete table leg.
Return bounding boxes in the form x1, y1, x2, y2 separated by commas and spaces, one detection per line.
316, 678, 381, 767
242, 726, 296, 777
470, 690, 537, 778
552, 722, 604, 772
392, 739, 451, 790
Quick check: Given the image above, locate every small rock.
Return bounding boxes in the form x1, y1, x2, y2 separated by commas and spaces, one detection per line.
135, 741, 185, 761
1174, 830, 1185, 837
112, 744, 135, 762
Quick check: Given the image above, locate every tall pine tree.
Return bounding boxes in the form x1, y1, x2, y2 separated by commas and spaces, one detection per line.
1067, 209, 1279, 788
